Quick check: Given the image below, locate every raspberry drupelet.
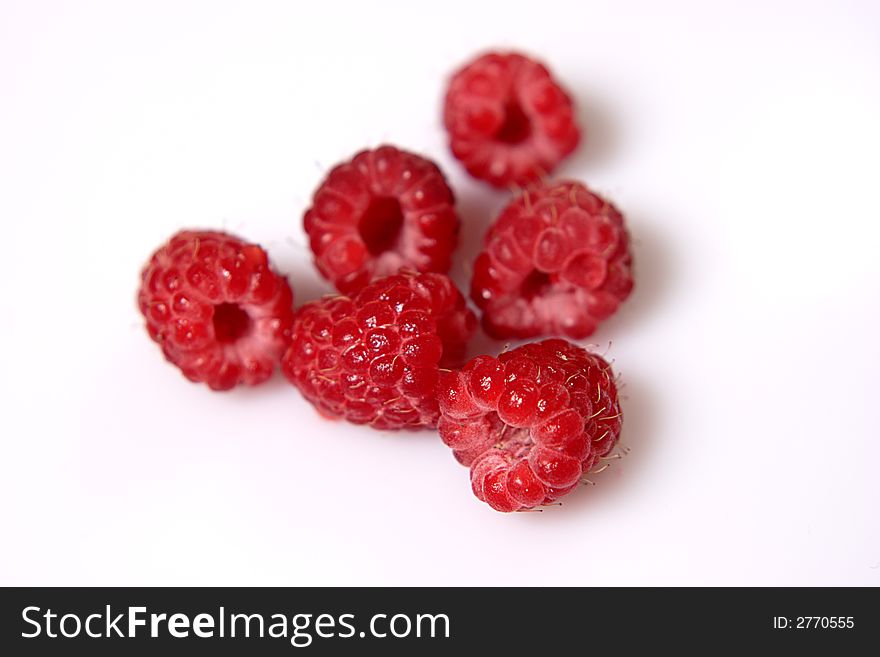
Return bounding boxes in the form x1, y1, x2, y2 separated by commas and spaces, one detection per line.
304, 145, 460, 294
282, 272, 476, 430
443, 51, 580, 188
138, 230, 295, 391
471, 180, 634, 340
438, 339, 622, 512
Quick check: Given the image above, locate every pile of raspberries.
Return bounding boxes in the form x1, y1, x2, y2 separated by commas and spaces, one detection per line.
138, 51, 634, 513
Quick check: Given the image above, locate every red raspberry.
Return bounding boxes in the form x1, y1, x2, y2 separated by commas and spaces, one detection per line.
138, 230, 295, 391
471, 180, 634, 340
304, 145, 460, 294
282, 272, 476, 430
443, 51, 580, 188
438, 339, 622, 512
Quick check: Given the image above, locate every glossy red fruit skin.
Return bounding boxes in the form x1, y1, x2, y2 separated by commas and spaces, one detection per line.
471, 180, 634, 340
438, 339, 622, 512
304, 145, 460, 294
138, 230, 295, 391
282, 272, 476, 431
443, 51, 580, 188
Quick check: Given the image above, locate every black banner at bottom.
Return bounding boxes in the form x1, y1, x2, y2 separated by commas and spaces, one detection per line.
0, 587, 876, 654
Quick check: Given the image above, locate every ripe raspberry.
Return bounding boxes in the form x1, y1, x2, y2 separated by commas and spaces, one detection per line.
443, 51, 580, 188
304, 145, 459, 294
471, 180, 634, 340
138, 230, 295, 390
438, 339, 622, 512
282, 272, 476, 430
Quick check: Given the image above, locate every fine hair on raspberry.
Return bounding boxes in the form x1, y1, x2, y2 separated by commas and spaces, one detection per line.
471, 180, 634, 340
138, 230, 295, 391
304, 144, 460, 294
283, 271, 476, 430
438, 339, 622, 512
444, 51, 581, 187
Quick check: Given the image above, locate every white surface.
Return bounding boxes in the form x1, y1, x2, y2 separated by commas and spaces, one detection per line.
1, 0, 879, 586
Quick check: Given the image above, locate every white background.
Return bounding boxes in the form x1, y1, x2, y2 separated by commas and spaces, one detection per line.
1, 0, 878, 586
